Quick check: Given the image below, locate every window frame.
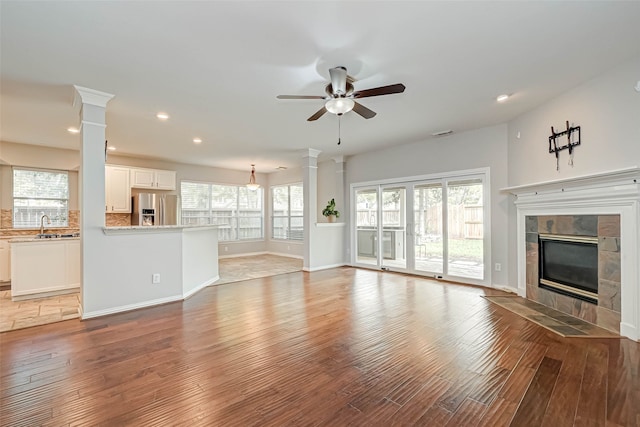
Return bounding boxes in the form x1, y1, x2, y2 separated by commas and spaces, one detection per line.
180, 180, 264, 242
271, 182, 304, 241
12, 167, 70, 229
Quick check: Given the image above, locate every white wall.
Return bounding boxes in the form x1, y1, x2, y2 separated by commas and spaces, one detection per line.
505, 55, 640, 287
317, 159, 339, 222
345, 124, 510, 288
507, 56, 640, 186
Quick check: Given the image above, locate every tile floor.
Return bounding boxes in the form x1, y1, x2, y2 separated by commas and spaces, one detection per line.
483, 295, 620, 338
0, 290, 80, 333
216, 254, 303, 285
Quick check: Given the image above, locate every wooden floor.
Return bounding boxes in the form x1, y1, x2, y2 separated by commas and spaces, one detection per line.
1, 268, 638, 426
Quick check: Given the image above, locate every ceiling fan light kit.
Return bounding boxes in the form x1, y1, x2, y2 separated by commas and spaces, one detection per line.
277, 66, 405, 122
325, 98, 354, 115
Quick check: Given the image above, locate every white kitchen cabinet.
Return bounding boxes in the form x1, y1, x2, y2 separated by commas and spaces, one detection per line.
106, 165, 131, 213
0, 240, 10, 282
10, 238, 80, 299
130, 167, 176, 190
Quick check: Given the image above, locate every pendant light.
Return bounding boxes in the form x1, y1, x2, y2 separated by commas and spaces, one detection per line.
246, 164, 260, 190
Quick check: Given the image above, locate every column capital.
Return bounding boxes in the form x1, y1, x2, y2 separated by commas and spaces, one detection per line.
332, 155, 345, 164
73, 85, 114, 108
300, 148, 322, 159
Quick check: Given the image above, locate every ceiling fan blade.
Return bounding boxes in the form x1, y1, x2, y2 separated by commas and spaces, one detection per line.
277, 95, 326, 100
307, 106, 328, 121
329, 66, 348, 95
352, 101, 377, 119
352, 83, 406, 99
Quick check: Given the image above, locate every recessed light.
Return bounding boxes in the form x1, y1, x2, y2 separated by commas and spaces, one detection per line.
193, 138, 202, 144
107, 146, 117, 151
496, 94, 510, 102
276, 166, 287, 170
156, 112, 169, 120
67, 127, 80, 134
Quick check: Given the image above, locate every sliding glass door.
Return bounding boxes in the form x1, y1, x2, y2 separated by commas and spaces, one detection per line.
355, 188, 378, 266
352, 171, 488, 285
446, 179, 484, 280
413, 183, 444, 275
381, 186, 406, 270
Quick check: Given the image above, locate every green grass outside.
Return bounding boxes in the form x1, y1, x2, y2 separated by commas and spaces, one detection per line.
417, 238, 483, 261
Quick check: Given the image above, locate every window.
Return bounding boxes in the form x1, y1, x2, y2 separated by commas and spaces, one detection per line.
13, 168, 69, 228
271, 183, 303, 241
181, 181, 263, 241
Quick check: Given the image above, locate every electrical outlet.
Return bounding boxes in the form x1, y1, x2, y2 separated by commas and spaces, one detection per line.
287, 245, 291, 250
152, 273, 161, 284
224, 246, 228, 252
495, 263, 502, 272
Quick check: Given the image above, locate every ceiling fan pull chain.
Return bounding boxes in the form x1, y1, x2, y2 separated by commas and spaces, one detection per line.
337, 115, 341, 145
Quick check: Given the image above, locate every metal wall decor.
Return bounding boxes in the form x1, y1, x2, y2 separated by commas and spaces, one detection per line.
549, 121, 580, 171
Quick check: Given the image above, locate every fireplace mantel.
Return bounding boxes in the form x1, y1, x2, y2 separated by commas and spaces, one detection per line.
504, 167, 640, 341
503, 166, 639, 196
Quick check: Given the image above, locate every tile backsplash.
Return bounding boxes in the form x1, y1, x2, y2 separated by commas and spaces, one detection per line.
0, 209, 80, 237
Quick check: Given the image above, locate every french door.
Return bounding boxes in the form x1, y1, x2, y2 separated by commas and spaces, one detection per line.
352, 172, 488, 285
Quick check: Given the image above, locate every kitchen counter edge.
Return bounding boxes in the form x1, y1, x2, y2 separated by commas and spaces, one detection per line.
103, 225, 218, 235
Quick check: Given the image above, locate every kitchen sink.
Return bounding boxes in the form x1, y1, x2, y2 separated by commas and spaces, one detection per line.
35, 233, 80, 239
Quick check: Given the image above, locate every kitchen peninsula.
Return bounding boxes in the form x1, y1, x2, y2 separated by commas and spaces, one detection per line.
82, 224, 219, 318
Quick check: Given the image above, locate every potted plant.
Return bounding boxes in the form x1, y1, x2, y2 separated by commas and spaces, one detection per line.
322, 198, 340, 223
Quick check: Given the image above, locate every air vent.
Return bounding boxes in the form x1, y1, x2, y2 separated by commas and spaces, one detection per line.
431, 130, 453, 137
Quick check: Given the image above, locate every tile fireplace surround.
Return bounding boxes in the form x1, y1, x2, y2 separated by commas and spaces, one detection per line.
506, 167, 640, 341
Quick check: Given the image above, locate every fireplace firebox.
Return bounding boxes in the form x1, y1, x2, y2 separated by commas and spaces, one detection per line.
538, 234, 598, 304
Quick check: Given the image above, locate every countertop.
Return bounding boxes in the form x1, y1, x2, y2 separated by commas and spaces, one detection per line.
9, 236, 81, 244
103, 225, 218, 235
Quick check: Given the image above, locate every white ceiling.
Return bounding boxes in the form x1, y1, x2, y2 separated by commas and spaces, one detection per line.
2, 1, 639, 173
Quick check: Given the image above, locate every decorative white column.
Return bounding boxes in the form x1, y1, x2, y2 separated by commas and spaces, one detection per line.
73, 85, 114, 315
302, 149, 321, 271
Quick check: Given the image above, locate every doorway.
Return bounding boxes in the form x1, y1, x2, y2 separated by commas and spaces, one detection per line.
352, 170, 489, 286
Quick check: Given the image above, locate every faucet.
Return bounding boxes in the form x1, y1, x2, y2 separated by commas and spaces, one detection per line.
40, 214, 51, 235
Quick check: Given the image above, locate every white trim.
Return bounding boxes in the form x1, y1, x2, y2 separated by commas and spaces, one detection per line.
183, 275, 219, 299
301, 148, 322, 159
80, 120, 107, 129
510, 172, 640, 341
11, 287, 79, 301
350, 167, 491, 189
315, 222, 346, 227
82, 294, 183, 319
218, 251, 267, 259
266, 251, 304, 260
73, 85, 115, 108
303, 263, 346, 272
350, 167, 491, 287
502, 166, 639, 195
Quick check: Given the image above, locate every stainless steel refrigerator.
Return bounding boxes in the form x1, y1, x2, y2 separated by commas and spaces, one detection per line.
132, 194, 181, 226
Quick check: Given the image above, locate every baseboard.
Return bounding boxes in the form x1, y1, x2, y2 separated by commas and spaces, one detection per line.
218, 251, 267, 259
302, 263, 346, 272
620, 322, 638, 342
81, 295, 183, 319
183, 275, 220, 300
492, 284, 518, 294
12, 286, 80, 301
266, 251, 304, 260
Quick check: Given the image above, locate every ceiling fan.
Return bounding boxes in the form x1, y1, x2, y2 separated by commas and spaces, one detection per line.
277, 66, 405, 121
